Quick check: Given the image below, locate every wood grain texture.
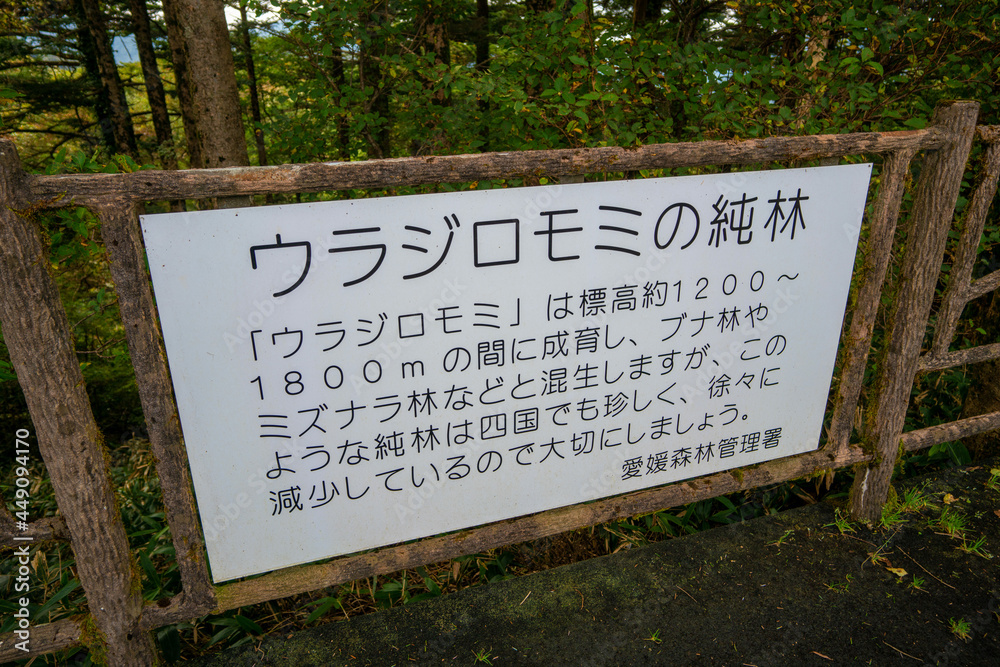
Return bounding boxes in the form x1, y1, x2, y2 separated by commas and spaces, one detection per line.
0, 619, 82, 662
919, 342, 1000, 372
0, 507, 69, 547
928, 141, 1000, 357
966, 268, 1000, 303
976, 125, 1000, 143
847, 102, 980, 523
901, 410, 1000, 451
28, 129, 946, 205
0, 139, 158, 665
96, 203, 217, 621
826, 150, 915, 455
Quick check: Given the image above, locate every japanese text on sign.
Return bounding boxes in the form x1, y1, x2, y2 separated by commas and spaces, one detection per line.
141, 164, 872, 582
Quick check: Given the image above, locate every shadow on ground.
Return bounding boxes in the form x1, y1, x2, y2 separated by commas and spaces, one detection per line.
192, 459, 1000, 666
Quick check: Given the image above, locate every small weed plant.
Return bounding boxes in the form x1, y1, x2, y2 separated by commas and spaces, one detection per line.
472, 647, 494, 664
948, 617, 972, 641
825, 508, 857, 535
986, 469, 1000, 492
935, 506, 968, 539
824, 574, 854, 594
958, 535, 992, 560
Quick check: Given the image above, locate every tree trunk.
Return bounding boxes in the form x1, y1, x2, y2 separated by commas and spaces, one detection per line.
161, 0, 203, 168
239, 0, 268, 167
359, 0, 391, 158
331, 44, 350, 159
526, 0, 555, 13
475, 0, 490, 70
129, 0, 178, 170
76, 0, 138, 157
794, 14, 831, 131
633, 0, 662, 32
410, 1, 451, 155
74, 1, 115, 151
162, 0, 249, 169
476, 0, 490, 151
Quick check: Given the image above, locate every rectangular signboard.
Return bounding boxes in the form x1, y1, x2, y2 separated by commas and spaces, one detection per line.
141, 164, 871, 582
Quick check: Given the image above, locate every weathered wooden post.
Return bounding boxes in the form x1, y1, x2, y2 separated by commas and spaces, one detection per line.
0, 140, 158, 664
96, 202, 217, 626
826, 148, 916, 456
848, 101, 979, 522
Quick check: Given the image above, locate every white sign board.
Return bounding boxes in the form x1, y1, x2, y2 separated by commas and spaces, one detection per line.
141, 165, 872, 582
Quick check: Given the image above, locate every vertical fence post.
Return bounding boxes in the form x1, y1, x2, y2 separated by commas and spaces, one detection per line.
96, 202, 216, 621
0, 140, 159, 664
826, 148, 915, 456
848, 101, 979, 523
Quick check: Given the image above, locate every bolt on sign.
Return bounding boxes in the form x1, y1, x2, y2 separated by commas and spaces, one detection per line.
141, 165, 872, 582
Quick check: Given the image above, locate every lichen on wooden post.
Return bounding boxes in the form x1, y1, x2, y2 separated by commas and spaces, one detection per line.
0, 139, 158, 664
826, 148, 915, 456
847, 102, 980, 523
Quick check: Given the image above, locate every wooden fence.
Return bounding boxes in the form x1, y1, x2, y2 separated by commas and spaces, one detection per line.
1, 100, 999, 664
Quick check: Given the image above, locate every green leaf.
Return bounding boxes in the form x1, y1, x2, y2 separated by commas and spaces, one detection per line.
139, 550, 162, 593
233, 615, 264, 635
33, 579, 80, 622
157, 626, 182, 663
304, 596, 342, 623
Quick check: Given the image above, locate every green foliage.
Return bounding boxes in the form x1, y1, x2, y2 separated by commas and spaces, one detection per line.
987, 469, 1000, 492
826, 508, 857, 535
874, 484, 934, 529
229, 0, 1000, 167
205, 614, 264, 648
948, 616, 972, 641
957, 535, 992, 560
824, 573, 854, 593
935, 505, 968, 539
472, 646, 495, 664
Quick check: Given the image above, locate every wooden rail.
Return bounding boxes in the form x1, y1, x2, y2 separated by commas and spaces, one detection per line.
30, 128, 945, 203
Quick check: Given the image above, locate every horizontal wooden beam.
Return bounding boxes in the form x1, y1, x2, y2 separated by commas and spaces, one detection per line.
211, 445, 865, 614
29, 129, 945, 205
0, 618, 81, 662
918, 342, 1000, 372
976, 125, 1000, 143
966, 268, 1000, 303
0, 515, 69, 549
901, 410, 1000, 451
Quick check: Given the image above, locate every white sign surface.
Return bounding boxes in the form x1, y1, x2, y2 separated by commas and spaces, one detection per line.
141, 165, 871, 582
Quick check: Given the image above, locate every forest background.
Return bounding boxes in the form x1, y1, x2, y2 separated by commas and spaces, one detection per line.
2, 0, 1000, 662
